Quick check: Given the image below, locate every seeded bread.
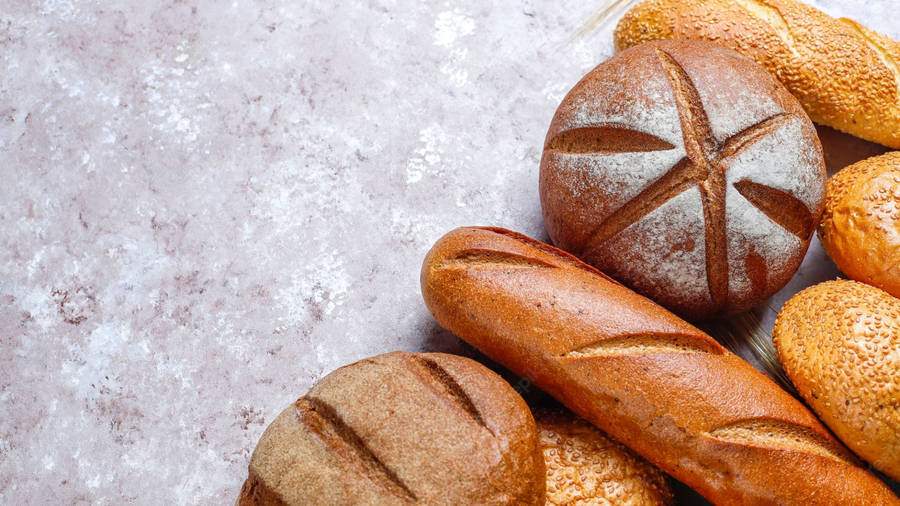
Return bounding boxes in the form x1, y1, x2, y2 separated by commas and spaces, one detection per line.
818, 152, 900, 298
536, 408, 673, 506
774, 280, 900, 481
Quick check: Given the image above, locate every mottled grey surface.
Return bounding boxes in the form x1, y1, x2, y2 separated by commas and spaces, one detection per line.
0, 1, 896, 504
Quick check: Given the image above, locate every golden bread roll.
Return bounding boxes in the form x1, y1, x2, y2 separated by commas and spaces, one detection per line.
774, 280, 900, 481
819, 152, 900, 297
613, 0, 900, 148
536, 409, 673, 506
238, 351, 545, 505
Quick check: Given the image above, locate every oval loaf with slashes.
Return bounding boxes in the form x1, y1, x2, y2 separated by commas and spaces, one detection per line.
421, 226, 900, 505
540, 39, 825, 320
238, 351, 545, 505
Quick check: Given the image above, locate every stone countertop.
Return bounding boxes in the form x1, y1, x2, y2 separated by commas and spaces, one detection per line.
1, 1, 896, 504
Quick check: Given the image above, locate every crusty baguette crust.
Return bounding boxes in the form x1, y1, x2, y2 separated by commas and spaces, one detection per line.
613, 0, 900, 149
421, 226, 900, 505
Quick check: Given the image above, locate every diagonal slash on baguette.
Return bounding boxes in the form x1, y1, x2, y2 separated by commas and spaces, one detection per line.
421, 226, 900, 504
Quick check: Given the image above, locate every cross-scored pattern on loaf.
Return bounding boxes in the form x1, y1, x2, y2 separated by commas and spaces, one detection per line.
547, 49, 814, 310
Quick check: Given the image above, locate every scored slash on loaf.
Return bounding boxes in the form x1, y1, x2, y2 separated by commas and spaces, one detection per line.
421, 226, 900, 505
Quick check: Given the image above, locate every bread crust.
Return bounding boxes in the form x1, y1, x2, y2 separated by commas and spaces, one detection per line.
238, 351, 545, 505
613, 0, 900, 149
819, 152, 900, 298
539, 39, 824, 321
774, 280, 900, 481
421, 226, 900, 505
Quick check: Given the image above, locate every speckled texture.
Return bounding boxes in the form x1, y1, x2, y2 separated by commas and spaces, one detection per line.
819, 152, 900, 298
613, 0, 900, 148
539, 40, 825, 320
0, 1, 897, 504
773, 280, 900, 481
537, 409, 673, 505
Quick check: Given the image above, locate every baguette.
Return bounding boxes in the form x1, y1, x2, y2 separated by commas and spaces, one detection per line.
613, 0, 900, 149
421, 226, 900, 505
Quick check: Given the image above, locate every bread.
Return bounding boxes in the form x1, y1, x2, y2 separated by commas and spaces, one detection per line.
238, 351, 545, 505
420, 226, 900, 505
536, 408, 673, 506
819, 152, 900, 298
613, 0, 900, 149
540, 39, 824, 321
773, 280, 900, 481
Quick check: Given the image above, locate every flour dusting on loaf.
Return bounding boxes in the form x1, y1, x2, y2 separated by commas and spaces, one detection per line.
593, 187, 712, 311
678, 44, 781, 141
563, 47, 684, 146
725, 187, 800, 304
540, 39, 826, 320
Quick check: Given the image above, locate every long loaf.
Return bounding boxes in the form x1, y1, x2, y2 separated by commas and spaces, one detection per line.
613, 0, 900, 149
421, 226, 900, 505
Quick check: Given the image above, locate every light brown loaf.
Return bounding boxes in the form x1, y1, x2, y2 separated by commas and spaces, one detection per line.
536, 408, 673, 506
774, 280, 900, 482
613, 0, 900, 149
238, 351, 545, 505
818, 152, 900, 298
420, 226, 900, 505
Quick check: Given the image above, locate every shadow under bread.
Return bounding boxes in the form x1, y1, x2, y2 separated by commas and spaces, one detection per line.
816, 124, 889, 175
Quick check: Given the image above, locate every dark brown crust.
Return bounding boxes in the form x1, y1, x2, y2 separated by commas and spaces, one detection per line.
237, 474, 287, 506
540, 40, 824, 321
421, 226, 900, 505
545, 124, 675, 154
733, 179, 814, 239
408, 354, 488, 432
